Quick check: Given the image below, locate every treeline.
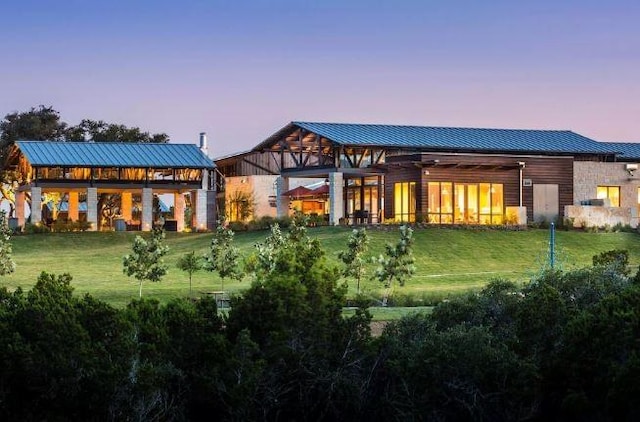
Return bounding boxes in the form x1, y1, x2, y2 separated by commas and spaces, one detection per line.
1, 229, 640, 420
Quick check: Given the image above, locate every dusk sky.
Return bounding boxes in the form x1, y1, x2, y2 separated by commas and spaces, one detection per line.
1, 0, 639, 156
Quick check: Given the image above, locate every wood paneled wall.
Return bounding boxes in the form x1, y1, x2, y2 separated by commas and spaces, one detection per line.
384, 153, 574, 222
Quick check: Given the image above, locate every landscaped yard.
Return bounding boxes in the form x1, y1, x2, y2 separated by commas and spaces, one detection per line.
3, 226, 640, 310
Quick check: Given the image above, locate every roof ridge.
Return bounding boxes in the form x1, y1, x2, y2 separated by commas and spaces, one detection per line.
16, 139, 187, 146
293, 121, 573, 133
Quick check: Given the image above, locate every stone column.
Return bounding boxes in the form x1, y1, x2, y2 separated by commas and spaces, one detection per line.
141, 188, 153, 231
174, 192, 185, 232
194, 189, 208, 231
275, 176, 290, 218
30, 187, 42, 225
86, 187, 98, 231
329, 172, 344, 225
121, 191, 133, 221
16, 191, 25, 228
68, 191, 79, 222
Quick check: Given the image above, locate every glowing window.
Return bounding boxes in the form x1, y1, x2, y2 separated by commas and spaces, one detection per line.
597, 186, 620, 207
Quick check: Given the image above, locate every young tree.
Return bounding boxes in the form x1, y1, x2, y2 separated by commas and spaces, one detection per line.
123, 228, 169, 298
374, 225, 416, 306
176, 251, 203, 297
0, 210, 15, 275
205, 221, 243, 292
338, 228, 369, 293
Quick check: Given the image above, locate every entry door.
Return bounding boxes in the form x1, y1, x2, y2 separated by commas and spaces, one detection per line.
533, 184, 559, 222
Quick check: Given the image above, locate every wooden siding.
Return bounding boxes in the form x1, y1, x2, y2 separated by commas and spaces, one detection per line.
384, 153, 574, 222
216, 151, 296, 177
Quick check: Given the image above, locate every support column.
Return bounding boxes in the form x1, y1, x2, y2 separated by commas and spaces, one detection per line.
16, 191, 25, 228
194, 189, 207, 231
142, 188, 153, 232
68, 191, 79, 222
329, 172, 344, 225
174, 192, 185, 232
30, 187, 42, 225
121, 191, 133, 222
275, 176, 290, 218
87, 187, 98, 231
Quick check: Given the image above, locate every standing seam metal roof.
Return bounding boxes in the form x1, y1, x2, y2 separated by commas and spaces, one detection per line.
273, 122, 616, 154
15, 141, 215, 168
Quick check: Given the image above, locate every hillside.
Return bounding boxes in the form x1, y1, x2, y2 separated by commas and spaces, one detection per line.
2, 226, 639, 306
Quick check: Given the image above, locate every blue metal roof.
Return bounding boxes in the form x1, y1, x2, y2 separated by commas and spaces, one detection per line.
285, 122, 615, 155
16, 141, 215, 168
600, 142, 640, 160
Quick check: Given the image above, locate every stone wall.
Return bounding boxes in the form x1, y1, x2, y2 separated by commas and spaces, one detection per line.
565, 205, 638, 228
571, 161, 640, 227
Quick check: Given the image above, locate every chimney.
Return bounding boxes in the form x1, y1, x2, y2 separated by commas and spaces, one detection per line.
199, 132, 208, 155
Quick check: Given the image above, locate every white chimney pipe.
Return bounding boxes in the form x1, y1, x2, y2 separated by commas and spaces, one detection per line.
199, 132, 208, 155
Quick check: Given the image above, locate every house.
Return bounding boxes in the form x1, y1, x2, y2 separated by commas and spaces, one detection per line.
215, 121, 619, 226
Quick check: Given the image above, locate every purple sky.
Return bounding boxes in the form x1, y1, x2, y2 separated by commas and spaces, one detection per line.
1, 0, 639, 156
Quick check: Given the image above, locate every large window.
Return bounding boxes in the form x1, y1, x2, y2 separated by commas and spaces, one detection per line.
394, 182, 416, 222
597, 186, 620, 207
428, 182, 503, 224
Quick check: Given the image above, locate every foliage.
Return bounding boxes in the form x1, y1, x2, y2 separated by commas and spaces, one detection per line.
338, 227, 369, 293
176, 250, 203, 296
374, 225, 416, 305
0, 210, 15, 275
204, 220, 243, 291
592, 248, 630, 275
226, 189, 256, 222
123, 228, 169, 298
64, 119, 169, 143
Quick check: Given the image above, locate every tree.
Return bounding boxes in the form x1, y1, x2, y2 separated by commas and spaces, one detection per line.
338, 228, 369, 294
205, 220, 243, 292
123, 228, 169, 298
0, 106, 68, 214
176, 251, 203, 297
0, 210, 15, 276
65, 119, 169, 143
374, 225, 416, 306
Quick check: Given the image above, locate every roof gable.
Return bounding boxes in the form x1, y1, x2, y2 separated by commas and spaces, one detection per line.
15, 141, 215, 168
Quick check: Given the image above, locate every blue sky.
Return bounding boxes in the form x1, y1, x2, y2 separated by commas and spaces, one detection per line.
1, 0, 638, 155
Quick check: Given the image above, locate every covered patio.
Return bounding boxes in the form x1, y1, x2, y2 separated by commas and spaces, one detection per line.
7, 141, 217, 231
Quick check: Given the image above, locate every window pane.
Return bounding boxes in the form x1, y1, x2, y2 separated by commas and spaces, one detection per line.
609, 187, 620, 207
441, 183, 452, 213
467, 185, 478, 224
596, 186, 608, 200
428, 182, 440, 214
479, 183, 491, 214
491, 184, 503, 214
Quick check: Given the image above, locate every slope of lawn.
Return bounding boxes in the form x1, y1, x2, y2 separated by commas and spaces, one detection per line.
3, 226, 640, 307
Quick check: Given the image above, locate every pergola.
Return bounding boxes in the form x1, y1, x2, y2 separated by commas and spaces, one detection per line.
6, 141, 216, 231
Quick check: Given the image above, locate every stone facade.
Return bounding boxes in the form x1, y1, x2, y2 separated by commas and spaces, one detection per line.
224, 175, 323, 220
570, 161, 640, 227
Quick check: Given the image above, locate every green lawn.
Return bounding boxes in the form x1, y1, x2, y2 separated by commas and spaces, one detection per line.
3, 226, 640, 309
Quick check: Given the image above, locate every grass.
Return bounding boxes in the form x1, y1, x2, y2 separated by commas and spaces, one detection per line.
3, 226, 640, 313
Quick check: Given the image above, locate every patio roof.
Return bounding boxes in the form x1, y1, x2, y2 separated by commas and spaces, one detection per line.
16, 141, 215, 169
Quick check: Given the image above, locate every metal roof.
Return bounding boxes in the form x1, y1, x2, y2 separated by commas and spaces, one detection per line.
256, 121, 615, 155
600, 142, 640, 160
16, 141, 215, 168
